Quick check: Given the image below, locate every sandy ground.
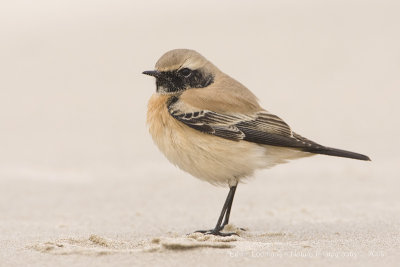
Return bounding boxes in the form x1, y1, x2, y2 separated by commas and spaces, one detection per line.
1, 1, 400, 266
1, 159, 399, 266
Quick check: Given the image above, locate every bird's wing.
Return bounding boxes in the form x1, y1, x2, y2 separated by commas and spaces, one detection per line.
168, 98, 323, 150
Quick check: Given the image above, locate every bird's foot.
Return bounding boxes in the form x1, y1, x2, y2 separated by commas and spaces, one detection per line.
193, 228, 238, 237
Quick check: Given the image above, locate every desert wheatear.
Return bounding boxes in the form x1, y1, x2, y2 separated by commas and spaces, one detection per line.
143, 49, 370, 236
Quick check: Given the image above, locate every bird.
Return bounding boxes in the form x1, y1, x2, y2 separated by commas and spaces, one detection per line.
143, 49, 370, 236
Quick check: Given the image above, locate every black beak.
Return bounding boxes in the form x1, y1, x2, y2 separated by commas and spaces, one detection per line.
142, 70, 162, 78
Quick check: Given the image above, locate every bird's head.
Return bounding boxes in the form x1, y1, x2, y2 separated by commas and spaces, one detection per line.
143, 49, 216, 95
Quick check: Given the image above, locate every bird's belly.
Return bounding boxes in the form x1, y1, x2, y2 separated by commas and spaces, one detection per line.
149, 124, 268, 186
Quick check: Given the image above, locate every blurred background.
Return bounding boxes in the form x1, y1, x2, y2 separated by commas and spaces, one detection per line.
1, 0, 399, 181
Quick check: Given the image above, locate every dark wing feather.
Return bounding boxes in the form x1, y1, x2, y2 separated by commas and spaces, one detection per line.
168, 103, 322, 149
169, 109, 246, 141
168, 100, 370, 161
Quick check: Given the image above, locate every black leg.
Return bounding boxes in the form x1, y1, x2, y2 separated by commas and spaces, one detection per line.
222, 185, 237, 227
195, 185, 238, 236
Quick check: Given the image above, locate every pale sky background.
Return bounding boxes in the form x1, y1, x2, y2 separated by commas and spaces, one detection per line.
0, 0, 399, 180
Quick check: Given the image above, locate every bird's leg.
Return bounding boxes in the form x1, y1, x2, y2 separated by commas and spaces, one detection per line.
195, 185, 238, 236
222, 185, 237, 228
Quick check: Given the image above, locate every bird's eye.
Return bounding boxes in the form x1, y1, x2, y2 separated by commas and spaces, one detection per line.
180, 68, 192, 77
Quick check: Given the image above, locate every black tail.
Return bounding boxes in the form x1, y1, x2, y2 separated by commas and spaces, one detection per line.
305, 146, 371, 161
